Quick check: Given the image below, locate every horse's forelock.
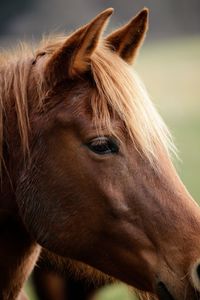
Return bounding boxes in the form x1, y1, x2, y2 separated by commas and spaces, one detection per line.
90, 46, 176, 169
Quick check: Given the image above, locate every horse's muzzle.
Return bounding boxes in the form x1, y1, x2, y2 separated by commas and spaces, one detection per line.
156, 281, 200, 300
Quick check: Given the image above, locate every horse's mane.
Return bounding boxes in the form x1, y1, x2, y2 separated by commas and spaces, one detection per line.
0, 43, 32, 167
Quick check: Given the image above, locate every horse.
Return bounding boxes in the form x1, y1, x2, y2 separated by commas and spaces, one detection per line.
1, 7, 200, 300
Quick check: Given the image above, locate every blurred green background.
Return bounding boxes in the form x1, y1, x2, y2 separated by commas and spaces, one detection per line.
1, 1, 199, 299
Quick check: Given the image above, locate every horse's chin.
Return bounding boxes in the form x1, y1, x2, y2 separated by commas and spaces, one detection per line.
41, 250, 162, 299
42, 249, 113, 285
63, 258, 114, 285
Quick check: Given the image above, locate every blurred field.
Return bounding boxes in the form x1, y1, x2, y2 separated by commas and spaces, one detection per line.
26, 36, 200, 300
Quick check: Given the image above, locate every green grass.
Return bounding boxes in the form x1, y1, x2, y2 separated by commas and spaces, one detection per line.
27, 36, 200, 300
95, 283, 136, 300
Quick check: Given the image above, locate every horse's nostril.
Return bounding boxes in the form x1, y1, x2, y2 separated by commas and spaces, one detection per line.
156, 282, 174, 300
190, 261, 200, 292
197, 264, 200, 279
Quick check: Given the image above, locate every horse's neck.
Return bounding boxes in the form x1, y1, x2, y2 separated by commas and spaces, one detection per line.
0, 187, 40, 299
0, 229, 40, 300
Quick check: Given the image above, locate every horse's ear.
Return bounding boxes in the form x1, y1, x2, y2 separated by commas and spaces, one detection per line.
106, 8, 148, 64
45, 8, 113, 82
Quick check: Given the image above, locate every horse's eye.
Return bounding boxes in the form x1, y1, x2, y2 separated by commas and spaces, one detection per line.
87, 137, 119, 155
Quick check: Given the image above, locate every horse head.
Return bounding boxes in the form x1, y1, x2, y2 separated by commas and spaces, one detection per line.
11, 8, 200, 300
